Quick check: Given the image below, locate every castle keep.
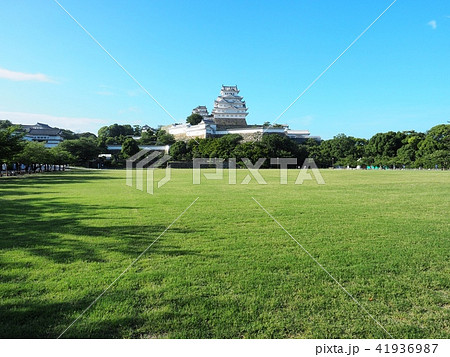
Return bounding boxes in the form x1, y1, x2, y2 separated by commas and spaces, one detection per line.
168, 85, 319, 142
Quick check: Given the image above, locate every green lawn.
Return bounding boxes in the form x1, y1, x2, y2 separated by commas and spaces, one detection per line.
0, 169, 449, 338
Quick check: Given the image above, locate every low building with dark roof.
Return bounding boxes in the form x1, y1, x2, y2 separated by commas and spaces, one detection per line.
21, 123, 64, 148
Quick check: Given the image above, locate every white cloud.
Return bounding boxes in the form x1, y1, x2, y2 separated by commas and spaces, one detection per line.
0, 111, 108, 133
127, 88, 144, 97
118, 106, 141, 114
0, 67, 54, 82
427, 20, 437, 29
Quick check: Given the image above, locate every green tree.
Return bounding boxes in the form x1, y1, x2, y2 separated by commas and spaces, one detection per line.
302, 138, 320, 159
79, 132, 97, 139
121, 138, 140, 159
186, 113, 203, 126
395, 132, 425, 167
233, 141, 268, 166
0, 120, 13, 129
329, 134, 367, 167
303, 134, 367, 168
417, 124, 450, 158
97, 126, 109, 139
50, 146, 74, 166
60, 137, 100, 166
15, 141, 50, 166
312, 139, 333, 167
97, 124, 135, 144
133, 125, 142, 135
60, 129, 79, 140
365, 131, 406, 163
156, 130, 175, 145
185, 139, 200, 160
169, 141, 188, 160
423, 150, 450, 169
261, 134, 298, 159
139, 131, 156, 145
0, 126, 24, 163
396, 144, 416, 167
211, 134, 242, 159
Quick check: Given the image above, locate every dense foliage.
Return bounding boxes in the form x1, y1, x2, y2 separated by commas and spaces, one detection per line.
168, 124, 450, 169
1, 120, 449, 170
121, 138, 140, 159
0, 126, 24, 163
186, 113, 203, 126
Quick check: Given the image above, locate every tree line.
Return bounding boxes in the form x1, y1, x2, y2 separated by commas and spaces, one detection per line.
168, 124, 449, 169
1, 120, 449, 172
0, 122, 176, 171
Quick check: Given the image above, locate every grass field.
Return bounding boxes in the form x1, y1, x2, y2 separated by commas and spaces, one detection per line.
0, 168, 449, 338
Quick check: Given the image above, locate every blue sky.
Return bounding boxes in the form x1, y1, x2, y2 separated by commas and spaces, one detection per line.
0, 0, 449, 139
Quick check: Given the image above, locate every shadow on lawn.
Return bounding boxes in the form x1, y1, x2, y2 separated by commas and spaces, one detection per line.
0, 294, 148, 338
0, 197, 196, 263
0, 172, 197, 262
0, 172, 120, 195
0, 175, 203, 338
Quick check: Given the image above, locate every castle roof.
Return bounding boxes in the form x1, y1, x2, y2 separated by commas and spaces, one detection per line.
21, 123, 62, 136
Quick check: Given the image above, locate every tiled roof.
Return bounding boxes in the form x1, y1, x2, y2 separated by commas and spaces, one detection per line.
26, 128, 61, 136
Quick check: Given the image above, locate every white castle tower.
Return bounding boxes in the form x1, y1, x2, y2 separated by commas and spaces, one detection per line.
168, 84, 317, 142
192, 105, 211, 119
211, 85, 248, 127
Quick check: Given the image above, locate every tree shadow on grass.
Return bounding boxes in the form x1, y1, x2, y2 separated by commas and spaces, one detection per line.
0, 172, 121, 196
0, 295, 149, 338
0, 194, 203, 263
0, 177, 206, 338
0, 286, 216, 338
1, 171, 117, 183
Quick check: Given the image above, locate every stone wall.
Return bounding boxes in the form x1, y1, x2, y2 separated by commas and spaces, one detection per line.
213, 118, 248, 127
171, 132, 207, 141
237, 132, 262, 142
